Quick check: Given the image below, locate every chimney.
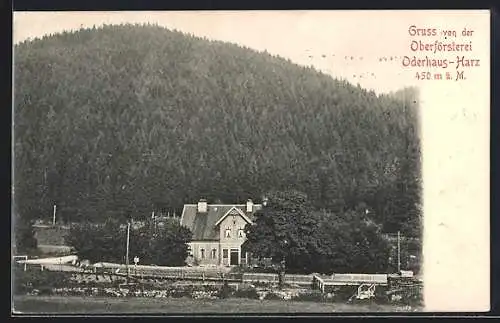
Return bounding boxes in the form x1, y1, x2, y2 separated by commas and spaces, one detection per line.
246, 199, 253, 213
262, 196, 268, 207
197, 199, 208, 213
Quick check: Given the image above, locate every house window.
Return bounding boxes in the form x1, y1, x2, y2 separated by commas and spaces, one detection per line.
223, 249, 228, 258
187, 246, 193, 257
238, 228, 244, 238
225, 228, 231, 238
200, 248, 205, 259
211, 249, 217, 259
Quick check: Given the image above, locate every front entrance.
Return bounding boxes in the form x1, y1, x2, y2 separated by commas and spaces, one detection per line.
230, 249, 239, 266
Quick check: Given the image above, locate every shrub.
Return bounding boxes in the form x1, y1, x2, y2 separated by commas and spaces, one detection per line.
264, 291, 283, 300
13, 268, 72, 295
192, 290, 219, 300
169, 289, 191, 298
374, 285, 390, 304
218, 281, 232, 299
291, 291, 325, 302
334, 286, 358, 301
390, 287, 423, 306
233, 287, 260, 299
37, 287, 53, 296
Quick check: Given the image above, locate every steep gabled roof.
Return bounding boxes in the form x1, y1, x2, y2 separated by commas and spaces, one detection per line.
214, 206, 253, 227
180, 204, 262, 241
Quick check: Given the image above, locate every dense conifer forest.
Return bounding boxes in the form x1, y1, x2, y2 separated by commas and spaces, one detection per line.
13, 24, 421, 238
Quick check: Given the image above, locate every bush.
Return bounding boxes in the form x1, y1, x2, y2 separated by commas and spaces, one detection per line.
169, 289, 191, 298
192, 290, 219, 300
264, 291, 283, 300
68, 220, 192, 266
37, 287, 53, 296
374, 285, 390, 304
233, 287, 260, 299
218, 282, 232, 299
114, 278, 126, 285
333, 286, 358, 301
291, 291, 325, 302
13, 268, 72, 295
389, 287, 423, 306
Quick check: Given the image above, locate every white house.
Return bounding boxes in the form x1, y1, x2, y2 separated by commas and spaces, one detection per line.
179, 199, 262, 266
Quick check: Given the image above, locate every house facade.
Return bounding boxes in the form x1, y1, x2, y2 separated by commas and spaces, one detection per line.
179, 199, 262, 266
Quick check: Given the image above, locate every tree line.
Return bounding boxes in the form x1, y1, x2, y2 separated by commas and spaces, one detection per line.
64, 190, 420, 273
243, 190, 420, 274
66, 218, 191, 266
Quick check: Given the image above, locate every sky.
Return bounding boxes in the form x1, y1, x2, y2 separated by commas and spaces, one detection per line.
12, 10, 427, 94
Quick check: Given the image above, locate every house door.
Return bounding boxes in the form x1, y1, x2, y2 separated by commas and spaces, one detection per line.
230, 249, 239, 266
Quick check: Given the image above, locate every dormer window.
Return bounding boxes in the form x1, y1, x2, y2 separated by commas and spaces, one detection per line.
225, 228, 231, 238
238, 228, 244, 238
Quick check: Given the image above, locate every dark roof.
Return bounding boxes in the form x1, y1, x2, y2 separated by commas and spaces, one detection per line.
180, 204, 262, 240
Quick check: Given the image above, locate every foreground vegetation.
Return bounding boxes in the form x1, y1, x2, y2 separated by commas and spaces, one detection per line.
13, 295, 421, 314
12, 267, 422, 310
67, 218, 191, 265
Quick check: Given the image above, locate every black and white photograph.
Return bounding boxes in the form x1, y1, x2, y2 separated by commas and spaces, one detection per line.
11, 10, 490, 314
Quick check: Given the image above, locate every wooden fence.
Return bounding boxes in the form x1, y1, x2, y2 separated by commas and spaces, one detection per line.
23, 262, 395, 293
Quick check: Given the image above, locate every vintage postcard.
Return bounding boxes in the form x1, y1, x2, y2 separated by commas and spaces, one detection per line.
11, 10, 490, 314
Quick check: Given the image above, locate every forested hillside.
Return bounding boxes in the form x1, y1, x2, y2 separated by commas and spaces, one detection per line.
13, 24, 421, 237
